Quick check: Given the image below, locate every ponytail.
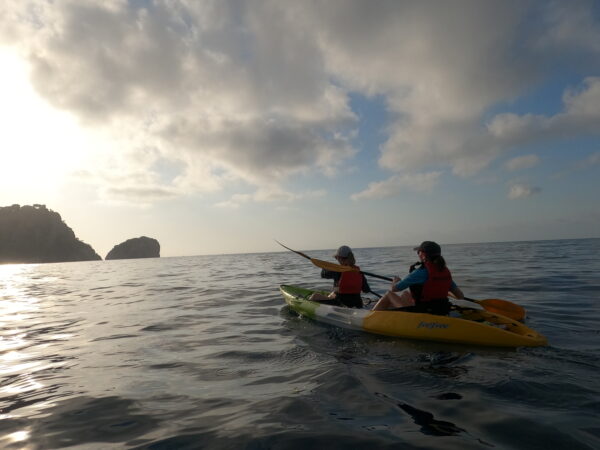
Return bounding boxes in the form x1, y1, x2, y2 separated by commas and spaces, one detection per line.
346, 252, 356, 266
430, 255, 446, 271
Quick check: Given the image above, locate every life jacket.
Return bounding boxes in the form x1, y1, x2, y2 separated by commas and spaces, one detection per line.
410, 262, 452, 302
338, 266, 363, 294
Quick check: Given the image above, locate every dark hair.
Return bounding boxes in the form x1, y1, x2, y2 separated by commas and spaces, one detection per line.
344, 252, 356, 266
428, 254, 446, 271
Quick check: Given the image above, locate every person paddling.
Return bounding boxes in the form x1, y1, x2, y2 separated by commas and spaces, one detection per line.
309, 245, 371, 308
372, 241, 464, 315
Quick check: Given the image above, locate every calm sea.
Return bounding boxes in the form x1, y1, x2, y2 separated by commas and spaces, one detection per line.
1, 239, 599, 449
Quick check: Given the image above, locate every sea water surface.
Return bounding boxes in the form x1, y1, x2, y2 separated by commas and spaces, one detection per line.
1, 239, 599, 449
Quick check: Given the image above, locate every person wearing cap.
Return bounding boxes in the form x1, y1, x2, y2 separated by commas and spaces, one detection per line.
372, 241, 464, 314
309, 245, 371, 308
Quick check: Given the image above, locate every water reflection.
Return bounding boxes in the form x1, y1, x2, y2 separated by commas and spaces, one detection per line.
1, 396, 159, 448
0, 264, 39, 325
397, 403, 466, 436
0, 264, 46, 445
419, 351, 471, 378
4, 430, 30, 445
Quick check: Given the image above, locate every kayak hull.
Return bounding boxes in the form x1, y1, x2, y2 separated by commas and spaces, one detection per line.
280, 285, 547, 348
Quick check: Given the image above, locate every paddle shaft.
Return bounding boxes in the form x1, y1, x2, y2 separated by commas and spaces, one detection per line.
362, 271, 392, 281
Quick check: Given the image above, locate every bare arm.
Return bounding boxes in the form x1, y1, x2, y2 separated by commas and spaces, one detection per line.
390, 276, 401, 292
449, 285, 464, 299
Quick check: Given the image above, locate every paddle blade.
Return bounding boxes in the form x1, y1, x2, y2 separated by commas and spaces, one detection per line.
450, 292, 527, 321
309, 257, 357, 273
477, 299, 526, 321
449, 298, 485, 311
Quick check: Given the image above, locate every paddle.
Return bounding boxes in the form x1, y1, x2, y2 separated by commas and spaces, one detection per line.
475, 299, 525, 320
276, 240, 391, 280
276, 240, 526, 320
275, 240, 384, 298
449, 292, 526, 321
449, 298, 485, 311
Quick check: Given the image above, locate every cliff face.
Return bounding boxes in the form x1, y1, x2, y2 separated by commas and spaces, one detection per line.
105, 236, 160, 260
0, 204, 102, 264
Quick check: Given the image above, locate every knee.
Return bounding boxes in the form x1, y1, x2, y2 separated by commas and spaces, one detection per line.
382, 291, 395, 300
372, 293, 391, 311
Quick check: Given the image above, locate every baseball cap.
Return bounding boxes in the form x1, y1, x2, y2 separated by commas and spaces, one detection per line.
413, 241, 441, 256
334, 245, 353, 258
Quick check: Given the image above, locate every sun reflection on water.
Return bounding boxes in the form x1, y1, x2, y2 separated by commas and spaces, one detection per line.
0, 264, 38, 360
0, 264, 43, 448
0, 264, 40, 323
4, 430, 30, 444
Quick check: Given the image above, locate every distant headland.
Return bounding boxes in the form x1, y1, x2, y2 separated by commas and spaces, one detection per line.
0, 204, 101, 264
106, 236, 160, 260
0, 204, 160, 264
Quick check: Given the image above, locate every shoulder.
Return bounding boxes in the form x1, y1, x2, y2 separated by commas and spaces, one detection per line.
406, 266, 428, 282
415, 265, 428, 275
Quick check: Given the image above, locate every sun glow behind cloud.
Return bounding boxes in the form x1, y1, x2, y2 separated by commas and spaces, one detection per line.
0, 48, 108, 203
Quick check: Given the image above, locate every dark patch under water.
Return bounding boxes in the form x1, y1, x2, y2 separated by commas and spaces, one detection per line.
0, 239, 599, 449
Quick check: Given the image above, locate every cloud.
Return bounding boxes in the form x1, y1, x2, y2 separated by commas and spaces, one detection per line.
1, 1, 357, 203
215, 187, 325, 208
298, 1, 538, 177
505, 154, 540, 171
288, 1, 600, 179
351, 172, 442, 200
488, 77, 600, 146
2, 1, 600, 204
534, 0, 600, 56
552, 151, 600, 179
70, 143, 226, 204
583, 152, 600, 165
568, 151, 600, 170
508, 183, 542, 199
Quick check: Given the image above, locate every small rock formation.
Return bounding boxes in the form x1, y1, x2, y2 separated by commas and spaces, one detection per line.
105, 236, 160, 260
0, 204, 102, 264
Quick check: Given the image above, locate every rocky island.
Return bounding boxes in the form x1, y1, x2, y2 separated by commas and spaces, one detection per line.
105, 236, 160, 260
0, 204, 102, 264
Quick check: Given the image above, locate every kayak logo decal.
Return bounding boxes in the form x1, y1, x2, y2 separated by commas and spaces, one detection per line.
417, 321, 449, 330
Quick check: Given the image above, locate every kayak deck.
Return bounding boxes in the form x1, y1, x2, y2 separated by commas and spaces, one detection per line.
280, 285, 547, 348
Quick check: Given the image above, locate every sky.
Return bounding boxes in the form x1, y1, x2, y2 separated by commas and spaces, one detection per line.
1, 0, 599, 258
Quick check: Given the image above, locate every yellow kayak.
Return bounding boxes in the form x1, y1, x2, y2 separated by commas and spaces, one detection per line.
280, 285, 547, 348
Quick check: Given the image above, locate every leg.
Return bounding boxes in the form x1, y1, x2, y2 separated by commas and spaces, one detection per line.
309, 292, 335, 302
372, 290, 415, 311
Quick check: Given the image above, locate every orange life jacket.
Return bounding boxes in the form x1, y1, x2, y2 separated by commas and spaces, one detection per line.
338, 266, 363, 294
412, 262, 452, 302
